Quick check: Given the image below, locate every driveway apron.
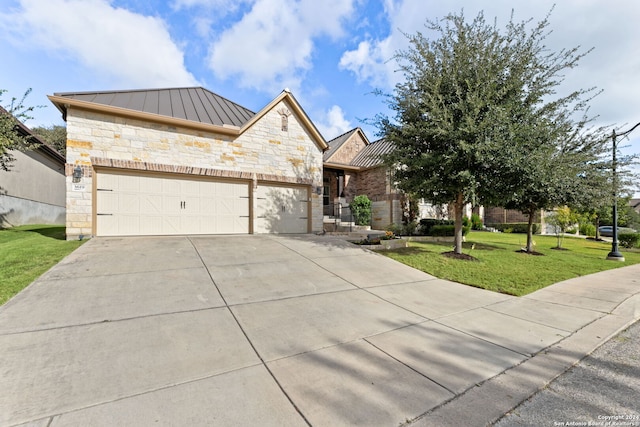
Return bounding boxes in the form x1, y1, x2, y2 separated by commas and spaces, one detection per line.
1, 234, 639, 426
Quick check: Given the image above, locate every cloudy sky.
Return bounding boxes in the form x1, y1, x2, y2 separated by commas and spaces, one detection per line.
1, 0, 639, 150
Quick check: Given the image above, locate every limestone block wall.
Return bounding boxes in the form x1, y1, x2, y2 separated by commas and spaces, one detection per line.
64, 100, 324, 238
371, 199, 403, 230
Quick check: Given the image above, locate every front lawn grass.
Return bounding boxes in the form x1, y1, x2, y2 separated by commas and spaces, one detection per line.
382, 231, 640, 296
0, 225, 85, 305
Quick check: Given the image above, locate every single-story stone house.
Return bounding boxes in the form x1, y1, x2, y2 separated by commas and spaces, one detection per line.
48, 87, 327, 240
0, 109, 66, 227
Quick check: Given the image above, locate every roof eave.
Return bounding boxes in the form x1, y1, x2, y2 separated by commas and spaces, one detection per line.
47, 95, 241, 136
322, 162, 365, 172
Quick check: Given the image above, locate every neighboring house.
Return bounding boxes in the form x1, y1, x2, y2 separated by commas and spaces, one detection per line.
48, 87, 327, 240
630, 198, 640, 214
0, 110, 66, 227
322, 128, 403, 229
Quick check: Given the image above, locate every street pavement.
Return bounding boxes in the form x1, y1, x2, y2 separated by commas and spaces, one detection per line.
0, 234, 639, 426
494, 319, 640, 427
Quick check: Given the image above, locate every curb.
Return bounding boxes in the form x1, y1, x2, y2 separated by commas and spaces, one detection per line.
406, 294, 640, 426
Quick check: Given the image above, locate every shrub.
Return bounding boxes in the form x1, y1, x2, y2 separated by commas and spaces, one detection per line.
402, 221, 418, 236
470, 213, 483, 230
579, 223, 596, 237
385, 223, 403, 235
488, 223, 540, 234
381, 230, 395, 240
418, 218, 454, 235
618, 233, 640, 249
429, 225, 471, 236
349, 195, 372, 226
385, 222, 418, 236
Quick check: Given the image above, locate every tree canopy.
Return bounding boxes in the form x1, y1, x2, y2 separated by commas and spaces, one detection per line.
0, 89, 42, 171
377, 10, 607, 255
31, 124, 67, 156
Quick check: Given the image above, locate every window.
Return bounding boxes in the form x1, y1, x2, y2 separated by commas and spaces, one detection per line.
322, 183, 330, 206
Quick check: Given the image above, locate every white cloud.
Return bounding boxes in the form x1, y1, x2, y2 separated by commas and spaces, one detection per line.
315, 105, 352, 140
208, 0, 356, 93
2, 0, 197, 88
339, 38, 395, 87
171, 0, 251, 9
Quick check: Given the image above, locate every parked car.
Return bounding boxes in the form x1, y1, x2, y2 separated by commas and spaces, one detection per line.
598, 226, 636, 237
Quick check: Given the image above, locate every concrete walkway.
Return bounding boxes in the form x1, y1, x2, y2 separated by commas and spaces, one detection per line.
1, 234, 639, 426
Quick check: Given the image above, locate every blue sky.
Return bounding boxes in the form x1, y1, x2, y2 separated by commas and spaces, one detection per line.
1, 0, 640, 154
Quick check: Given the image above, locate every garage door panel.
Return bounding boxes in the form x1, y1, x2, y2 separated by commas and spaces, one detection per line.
139, 216, 163, 235
140, 194, 163, 215
96, 215, 117, 236
96, 171, 249, 236
119, 194, 140, 214
255, 185, 308, 234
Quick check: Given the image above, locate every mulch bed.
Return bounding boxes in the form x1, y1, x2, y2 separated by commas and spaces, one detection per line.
442, 251, 478, 261
516, 249, 545, 256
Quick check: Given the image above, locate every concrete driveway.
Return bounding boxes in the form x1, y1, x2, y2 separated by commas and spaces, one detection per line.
1, 235, 639, 426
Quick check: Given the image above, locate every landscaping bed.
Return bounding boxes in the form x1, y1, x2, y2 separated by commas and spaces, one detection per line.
380, 231, 640, 296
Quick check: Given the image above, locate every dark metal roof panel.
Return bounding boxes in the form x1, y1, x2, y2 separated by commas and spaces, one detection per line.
188, 88, 210, 124
128, 91, 146, 112
350, 138, 394, 168
169, 88, 186, 120
157, 90, 172, 117
53, 87, 255, 127
142, 90, 159, 114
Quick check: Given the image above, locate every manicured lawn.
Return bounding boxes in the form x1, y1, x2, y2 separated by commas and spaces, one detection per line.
0, 225, 85, 305
382, 231, 640, 296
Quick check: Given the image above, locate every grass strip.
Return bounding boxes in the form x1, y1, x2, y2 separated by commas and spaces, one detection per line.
0, 225, 85, 305
381, 231, 640, 296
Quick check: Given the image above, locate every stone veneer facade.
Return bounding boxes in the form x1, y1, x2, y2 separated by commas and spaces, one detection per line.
65, 99, 324, 239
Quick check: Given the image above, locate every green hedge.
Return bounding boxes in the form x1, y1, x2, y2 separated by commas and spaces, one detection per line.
488, 223, 540, 234
418, 219, 453, 235
429, 225, 471, 236
618, 233, 640, 248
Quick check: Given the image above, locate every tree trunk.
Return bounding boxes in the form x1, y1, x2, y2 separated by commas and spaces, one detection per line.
454, 193, 464, 254
526, 210, 535, 253
595, 216, 600, 240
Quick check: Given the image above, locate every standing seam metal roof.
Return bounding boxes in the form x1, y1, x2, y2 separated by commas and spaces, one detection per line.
350, 138, 394, 168
52, 87, 255, 128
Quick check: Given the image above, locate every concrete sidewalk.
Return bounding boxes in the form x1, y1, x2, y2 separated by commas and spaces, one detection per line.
0, 234, 639, 426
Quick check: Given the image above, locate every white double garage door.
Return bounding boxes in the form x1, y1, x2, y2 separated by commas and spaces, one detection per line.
96, 170, 309, 236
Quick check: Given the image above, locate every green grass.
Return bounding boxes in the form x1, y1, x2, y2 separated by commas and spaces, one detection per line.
0, 225, 85, 305
382, 231, 640, 296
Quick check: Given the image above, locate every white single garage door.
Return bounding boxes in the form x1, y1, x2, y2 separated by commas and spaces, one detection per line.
96, 170, 250, 236
255, 185, 309, 234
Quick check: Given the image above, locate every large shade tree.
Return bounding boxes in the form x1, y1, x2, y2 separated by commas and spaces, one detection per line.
377, 10, 603, 255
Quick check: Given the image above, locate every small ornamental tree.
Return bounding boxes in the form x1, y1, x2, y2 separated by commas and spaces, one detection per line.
547, 207, 579, 249
350, 195, 372, 226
